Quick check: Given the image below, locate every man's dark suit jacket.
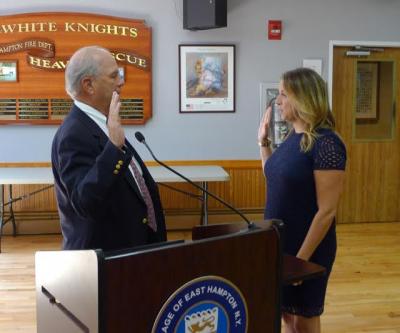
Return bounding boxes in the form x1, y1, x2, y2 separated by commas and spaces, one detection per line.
51, 105, 167, 250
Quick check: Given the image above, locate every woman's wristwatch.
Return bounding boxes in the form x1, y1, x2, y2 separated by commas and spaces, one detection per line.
258, 137, 272, 147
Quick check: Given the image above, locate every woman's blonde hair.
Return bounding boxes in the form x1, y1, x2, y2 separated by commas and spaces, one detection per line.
282, 67, 335, 152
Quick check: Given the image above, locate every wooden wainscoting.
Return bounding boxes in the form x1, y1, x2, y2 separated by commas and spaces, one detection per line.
0, 160, 266, 234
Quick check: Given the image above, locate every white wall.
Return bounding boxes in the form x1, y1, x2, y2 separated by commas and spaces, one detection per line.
1, 0, 399, 162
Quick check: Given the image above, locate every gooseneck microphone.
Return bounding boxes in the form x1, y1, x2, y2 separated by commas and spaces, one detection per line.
135, 131, 256, 230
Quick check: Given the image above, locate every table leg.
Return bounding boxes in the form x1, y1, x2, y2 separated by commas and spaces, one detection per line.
201, 181, 208, 225
8, 185, 17, 237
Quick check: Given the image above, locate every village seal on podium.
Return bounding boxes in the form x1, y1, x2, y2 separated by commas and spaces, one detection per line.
152, 276, 248, 333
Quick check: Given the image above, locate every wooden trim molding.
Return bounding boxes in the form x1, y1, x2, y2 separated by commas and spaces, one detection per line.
0, 162, 51, 167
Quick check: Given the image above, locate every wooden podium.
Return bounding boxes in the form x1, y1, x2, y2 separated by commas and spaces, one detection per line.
35, 220, 324, 332
192, 221, 326, 286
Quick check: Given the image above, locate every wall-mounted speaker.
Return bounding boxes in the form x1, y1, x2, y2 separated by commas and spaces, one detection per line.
183, 0, 227, 31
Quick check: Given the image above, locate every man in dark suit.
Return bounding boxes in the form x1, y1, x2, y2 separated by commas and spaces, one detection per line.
51, 46, 166, 250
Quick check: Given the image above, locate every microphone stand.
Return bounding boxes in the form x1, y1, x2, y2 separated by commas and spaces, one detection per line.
136, 134, 256, 230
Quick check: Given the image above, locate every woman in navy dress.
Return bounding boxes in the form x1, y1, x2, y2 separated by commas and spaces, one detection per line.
258, 68, 346, 333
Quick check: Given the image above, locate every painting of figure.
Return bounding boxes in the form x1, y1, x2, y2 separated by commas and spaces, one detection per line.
186, 53, 228, 98
179, 45, 235, 113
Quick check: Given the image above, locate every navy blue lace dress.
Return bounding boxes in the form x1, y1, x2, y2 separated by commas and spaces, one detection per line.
264, 128, 346, 317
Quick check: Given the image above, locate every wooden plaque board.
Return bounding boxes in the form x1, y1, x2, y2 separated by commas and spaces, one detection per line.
0, 12, 152, 125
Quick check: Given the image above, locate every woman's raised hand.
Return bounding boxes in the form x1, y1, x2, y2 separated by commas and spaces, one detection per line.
258, 106, 272, 143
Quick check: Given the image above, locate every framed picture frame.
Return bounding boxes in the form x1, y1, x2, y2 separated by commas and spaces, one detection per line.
260, 82, 292, 147
259, 82, 279, 121
0, 60, 18, 82
179, 44, 235, 113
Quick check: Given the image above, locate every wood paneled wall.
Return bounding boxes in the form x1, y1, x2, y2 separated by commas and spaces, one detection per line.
4, 154, 394, 233
1, 160, 267, 233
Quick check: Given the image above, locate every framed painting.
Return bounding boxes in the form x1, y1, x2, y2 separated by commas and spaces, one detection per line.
259, 82, 279, 121
0, 60, 18, 82
179, 44, 235, 113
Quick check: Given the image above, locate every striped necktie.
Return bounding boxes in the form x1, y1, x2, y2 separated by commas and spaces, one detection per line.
129, 160, 157, 232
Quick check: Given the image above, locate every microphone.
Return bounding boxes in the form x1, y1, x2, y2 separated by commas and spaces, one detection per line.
135, 131, 256, 230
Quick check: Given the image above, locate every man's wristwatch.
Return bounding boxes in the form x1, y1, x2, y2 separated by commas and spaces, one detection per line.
258, 137, 272, 147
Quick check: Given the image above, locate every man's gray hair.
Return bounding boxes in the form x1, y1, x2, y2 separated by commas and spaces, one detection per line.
65, 46, 110, 98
